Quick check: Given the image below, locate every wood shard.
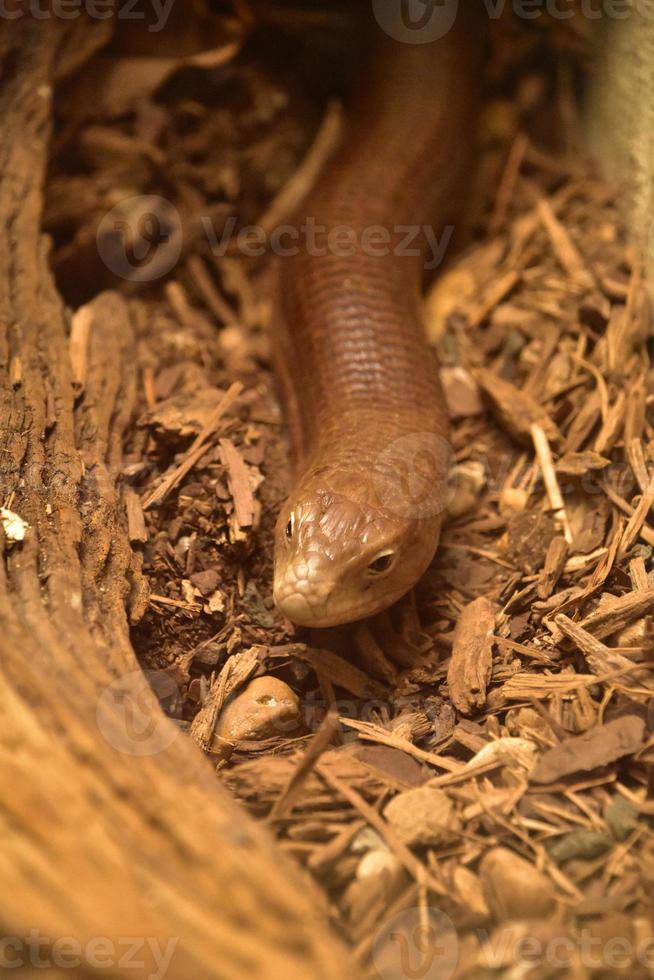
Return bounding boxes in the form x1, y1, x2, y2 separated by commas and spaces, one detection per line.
579, 587, 654, 640
555, 450, 610, 476
219, 437, 255, 529
447, 596, 495, 715
629, 556, 649, 591
594, 390, 626, 455
69, 303, 93, 390
124, 487, 148, 543
275, 644, 385, 700
476, 369, 560, 444
467, 270, 520, 328
9, 356, 22, 387
536, 196, 593, 287
537, 535, 568, 599
618, 472, 654, 558
554, 613, 654, 689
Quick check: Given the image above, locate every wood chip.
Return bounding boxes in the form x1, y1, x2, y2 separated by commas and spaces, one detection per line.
467, 270, 520, 329
578, 587, 654, 640
124, 487, 148, 543
69, 303, 92, 390
476, 370, 560, 444
594, 390, 626, 456
628, 556, 649, 591
219, 437, 255, 529
555, 450, 610, 476
554, 613, 654, 689
600, 481, 654, 549
536, 196, 593, 287
447, 597, 495, 715
187, 254, 238, 326
274, 644, 386, 700
537, 536, 568, 599
339, 718, 463, 775
618, 472, 654, 558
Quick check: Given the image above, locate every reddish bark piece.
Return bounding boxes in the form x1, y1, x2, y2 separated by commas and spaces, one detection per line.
530, 716, 646, 784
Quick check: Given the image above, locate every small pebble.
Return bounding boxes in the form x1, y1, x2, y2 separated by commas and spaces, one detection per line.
479, 846, 555, 920
383, 786, 460, 847
215, 676, 301, 743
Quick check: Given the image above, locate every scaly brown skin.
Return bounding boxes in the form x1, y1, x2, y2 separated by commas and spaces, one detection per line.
273, 11, 481, 627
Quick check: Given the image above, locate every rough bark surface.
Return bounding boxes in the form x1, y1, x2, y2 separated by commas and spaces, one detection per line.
586, 10, 654, 289
0, 24, 358, 980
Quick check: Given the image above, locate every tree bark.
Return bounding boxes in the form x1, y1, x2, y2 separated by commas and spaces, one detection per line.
0, 24, 358, 980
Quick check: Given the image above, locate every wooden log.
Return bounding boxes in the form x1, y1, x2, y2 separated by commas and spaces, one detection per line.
0, 23, 359, 980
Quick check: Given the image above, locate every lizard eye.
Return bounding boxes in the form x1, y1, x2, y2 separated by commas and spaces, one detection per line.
367, 549, 395, 575
285, 513, 295, 541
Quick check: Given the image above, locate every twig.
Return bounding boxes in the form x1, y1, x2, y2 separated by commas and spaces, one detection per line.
256, 101, 343, 239
618, 472, 654, 558
600, 480, 654, 548
268, 710, 340, 822
531, 423, 572, 543
143, 381, 242, 509
536, 196, 593, 287
316, 763, 447, 897
487, 131, 529, 237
